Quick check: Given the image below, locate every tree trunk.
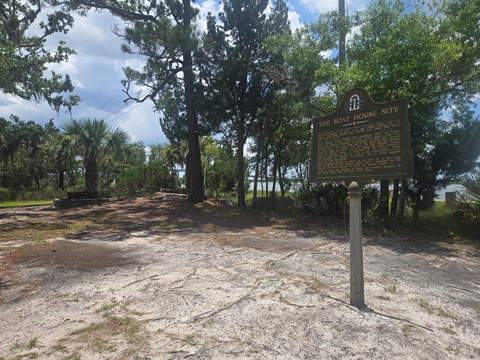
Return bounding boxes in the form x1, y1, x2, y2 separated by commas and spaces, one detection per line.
264, 155, 269, 199
183, 0, 204, 203
271, 157, 277, 197
390, 179, 399, 218
236, 122, 246, 207
412, 193, 420, 227
279, 163, 286, 197
379, 179, 389, 222
397, 178, 407, 225
271, 155, 278, 210
84, 159, 98, 194
253, 149, 260, 208
58, 170, 65, 191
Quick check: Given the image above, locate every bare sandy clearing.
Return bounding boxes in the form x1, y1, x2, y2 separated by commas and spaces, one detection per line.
0, 200, 479, 359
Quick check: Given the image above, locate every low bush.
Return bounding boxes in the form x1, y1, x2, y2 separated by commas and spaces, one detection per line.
292, 183, 379, 221
115, 160, 180, 198
454, 170, 480, 238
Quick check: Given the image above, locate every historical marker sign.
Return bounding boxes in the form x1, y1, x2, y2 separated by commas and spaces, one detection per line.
310, 88, 414, 308
311, 88, 414, 183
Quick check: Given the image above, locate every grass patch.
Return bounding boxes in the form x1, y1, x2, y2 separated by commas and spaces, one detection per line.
437, 306, 458, 319
182, 334, 199, 346
0, 200, 52, 208
439, 327, 457, 335
61, 299, 149, 356
401, 324, 414, 336
97, 299, 119, 314
309, 276, 328, 291
51, 344, 69, 353
70, 323, 101, 336
412, 296, 430, 308
10, 341, 23, 351
59, 314, 147, 357
28, 336, 40, 349
62, 352, 81, 360
384, 284, 397, 293
411, 297, 458, 319
151, 223, 179, 232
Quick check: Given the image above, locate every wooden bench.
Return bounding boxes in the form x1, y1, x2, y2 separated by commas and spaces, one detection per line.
67, 191, 98, 200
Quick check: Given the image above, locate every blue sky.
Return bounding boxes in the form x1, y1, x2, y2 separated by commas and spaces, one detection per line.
1, 0, 368, 146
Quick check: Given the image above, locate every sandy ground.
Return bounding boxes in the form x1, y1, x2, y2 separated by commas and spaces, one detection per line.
0, 199, 479, 359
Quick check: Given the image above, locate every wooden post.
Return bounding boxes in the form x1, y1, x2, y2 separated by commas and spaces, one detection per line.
349, 181, 365, 308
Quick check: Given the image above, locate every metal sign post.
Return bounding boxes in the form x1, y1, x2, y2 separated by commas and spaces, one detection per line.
348, 181, 364, 308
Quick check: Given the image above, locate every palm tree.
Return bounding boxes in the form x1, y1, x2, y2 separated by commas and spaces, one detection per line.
455, 170, 480, 228
52, 118, 129, 194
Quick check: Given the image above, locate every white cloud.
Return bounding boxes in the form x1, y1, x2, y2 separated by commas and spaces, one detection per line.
63, 12, 124, 59
300, 0, 338, 14
6, 0, 360, 148
296, 0, 369, 19
193, 0, 223, 34
2, 5, 170, 148
118, 103, 168, 145
288, 10, 303, 32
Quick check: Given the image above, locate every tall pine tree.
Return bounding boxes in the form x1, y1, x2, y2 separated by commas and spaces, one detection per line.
197, 0, 290, 206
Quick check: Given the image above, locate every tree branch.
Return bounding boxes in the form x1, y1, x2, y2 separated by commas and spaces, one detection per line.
51, 0, 159, 22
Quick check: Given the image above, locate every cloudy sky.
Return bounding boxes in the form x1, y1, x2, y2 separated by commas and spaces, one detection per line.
2, 0, 367, 146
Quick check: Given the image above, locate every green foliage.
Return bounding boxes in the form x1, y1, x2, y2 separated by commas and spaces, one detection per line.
0, 187, 14, 201
0, 116, 62, 192
362, 185, 381, 221
346, 0, 480, 213
294, 183, 348, 218
197, 0, 290, 206
115, 159, 180, 198
49, 118, 130, 194
454, 170, 480, 236
265, 13, 338, 104
266, 0, 480, 221
201, 138, 237, 197
48, 0, 206, 202
411, 205, 454, 233
432, 104, 480, 185
293, 183, 380, 220
0, 0, 79, 112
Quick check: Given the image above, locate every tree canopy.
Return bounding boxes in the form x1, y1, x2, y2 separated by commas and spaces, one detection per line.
2, 0, 479, 227
197, 0, 290, 206
0, 0, 79, 112
48, 0, 205, 202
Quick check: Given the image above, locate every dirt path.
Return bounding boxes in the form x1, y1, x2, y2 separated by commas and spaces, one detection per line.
0, 200, 479, 359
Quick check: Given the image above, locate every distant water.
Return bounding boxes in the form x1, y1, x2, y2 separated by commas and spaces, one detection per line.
436, 184, 466, 200
248, 180, 467, 201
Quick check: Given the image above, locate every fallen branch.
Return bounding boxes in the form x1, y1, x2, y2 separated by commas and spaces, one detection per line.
171, 268, 197, 290
123, 274, 159, 288
187, 284, 258, 323
264, 251, 298, 267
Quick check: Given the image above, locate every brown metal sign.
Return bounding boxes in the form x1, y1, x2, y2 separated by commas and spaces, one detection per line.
311, 88, 414, 183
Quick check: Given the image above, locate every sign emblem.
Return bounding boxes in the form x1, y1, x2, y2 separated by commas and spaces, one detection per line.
344, 90, 366, 114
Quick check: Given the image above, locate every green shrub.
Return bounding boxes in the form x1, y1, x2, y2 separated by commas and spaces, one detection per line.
0, 188, 66, 202
454, 170, 480, 237
0, 187, 14, 201
361, 185, 380, 222
115, 160, 180, 198
294, 183, 349, 219
292, 183, 380, 221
